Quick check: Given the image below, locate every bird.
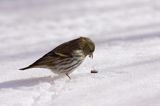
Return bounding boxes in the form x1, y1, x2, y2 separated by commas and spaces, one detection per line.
20, 37, 95, 79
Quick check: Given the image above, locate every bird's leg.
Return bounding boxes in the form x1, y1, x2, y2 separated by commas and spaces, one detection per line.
66, 73, 71, 79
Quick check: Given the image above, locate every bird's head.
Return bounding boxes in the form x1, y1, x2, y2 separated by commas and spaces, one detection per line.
79, 37, 95, 58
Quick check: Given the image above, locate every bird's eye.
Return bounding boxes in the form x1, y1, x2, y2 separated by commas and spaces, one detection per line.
90, 49, 94, 53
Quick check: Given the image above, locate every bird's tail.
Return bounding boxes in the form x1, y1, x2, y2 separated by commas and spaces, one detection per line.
19, 66, 31, 71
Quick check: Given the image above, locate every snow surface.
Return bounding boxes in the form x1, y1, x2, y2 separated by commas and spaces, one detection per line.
1, 0, 160, 106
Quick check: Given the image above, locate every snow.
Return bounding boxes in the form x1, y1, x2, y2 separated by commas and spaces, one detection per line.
1, 0, 160, 106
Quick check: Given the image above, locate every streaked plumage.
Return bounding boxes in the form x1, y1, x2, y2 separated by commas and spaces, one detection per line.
20, 37, 95, 79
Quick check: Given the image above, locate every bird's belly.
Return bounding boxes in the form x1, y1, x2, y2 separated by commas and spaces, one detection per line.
49, 58, 84, 74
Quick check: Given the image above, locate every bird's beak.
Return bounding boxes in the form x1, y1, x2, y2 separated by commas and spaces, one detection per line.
89, 53, 93, 59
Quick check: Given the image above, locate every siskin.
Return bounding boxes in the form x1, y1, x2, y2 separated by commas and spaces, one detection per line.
20, 37, 95, 79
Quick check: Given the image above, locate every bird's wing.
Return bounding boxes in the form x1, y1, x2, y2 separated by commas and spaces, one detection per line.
27, 38, 82, 68
52, 38, 82, 55
54, 52, 69, 58
28, 52, 71, 68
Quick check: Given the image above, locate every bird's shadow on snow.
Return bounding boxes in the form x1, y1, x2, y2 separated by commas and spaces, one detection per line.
0, 76, 61, 89
0, 72, 96, 89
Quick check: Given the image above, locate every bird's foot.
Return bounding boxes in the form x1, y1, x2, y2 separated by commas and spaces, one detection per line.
66, 74, 71, 79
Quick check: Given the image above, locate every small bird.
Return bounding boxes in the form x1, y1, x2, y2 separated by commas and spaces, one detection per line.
20, 37, 95, 79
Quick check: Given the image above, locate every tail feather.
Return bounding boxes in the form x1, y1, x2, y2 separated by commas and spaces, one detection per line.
19, 66, 31, 70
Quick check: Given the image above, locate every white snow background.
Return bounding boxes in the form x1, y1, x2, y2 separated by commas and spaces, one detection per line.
1, 0, 160, 106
